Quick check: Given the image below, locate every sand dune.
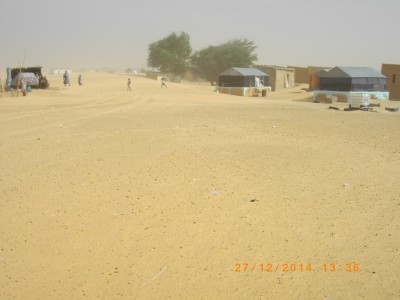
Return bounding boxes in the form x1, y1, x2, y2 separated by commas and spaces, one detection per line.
1, 73, 400, 299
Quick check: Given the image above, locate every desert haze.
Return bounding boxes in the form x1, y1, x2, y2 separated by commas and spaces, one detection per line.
1, 73, 400, 299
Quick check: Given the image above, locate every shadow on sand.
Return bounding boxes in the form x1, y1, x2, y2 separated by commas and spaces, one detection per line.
292, 96, 314, 103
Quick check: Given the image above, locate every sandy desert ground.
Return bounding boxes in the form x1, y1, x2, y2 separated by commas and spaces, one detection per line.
1, 72, 400, 299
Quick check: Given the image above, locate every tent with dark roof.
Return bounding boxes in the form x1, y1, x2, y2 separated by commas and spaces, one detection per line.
219, 67, 269, 88
318, 67, 387, 92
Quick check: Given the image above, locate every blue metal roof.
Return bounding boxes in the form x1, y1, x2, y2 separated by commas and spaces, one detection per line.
220, 67, 269, 77
320, 67, 386, 78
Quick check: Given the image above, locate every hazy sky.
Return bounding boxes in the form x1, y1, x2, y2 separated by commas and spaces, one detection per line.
1, 0, 399, 71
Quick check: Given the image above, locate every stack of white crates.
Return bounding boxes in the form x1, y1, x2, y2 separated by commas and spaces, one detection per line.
348, 93, 370, 108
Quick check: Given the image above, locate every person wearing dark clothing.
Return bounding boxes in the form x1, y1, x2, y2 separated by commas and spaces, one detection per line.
161, 77, 167, 88
63, 71, 70, 86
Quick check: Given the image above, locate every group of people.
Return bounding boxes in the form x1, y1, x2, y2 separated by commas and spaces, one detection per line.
126, 76, 167, 91
63, 71, 83, 86
62, 71, 169, 90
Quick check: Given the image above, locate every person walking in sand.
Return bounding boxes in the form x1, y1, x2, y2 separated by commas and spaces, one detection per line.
127, 78, 132, 91
161, 77, 167, 88
78, 75, 83, 86
63, 70, 70, 86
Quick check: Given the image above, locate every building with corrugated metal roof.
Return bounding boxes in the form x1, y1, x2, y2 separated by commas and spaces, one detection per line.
313, 66, 389, 106
218, 67, 269, 87
218, 67, 270, 96
319, 67, 387, 92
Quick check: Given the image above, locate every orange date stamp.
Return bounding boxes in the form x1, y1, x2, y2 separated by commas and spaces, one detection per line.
234, 263, 360, 273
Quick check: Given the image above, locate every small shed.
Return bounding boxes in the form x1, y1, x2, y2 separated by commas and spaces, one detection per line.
309, 69, 329, 90
318, 67, 387, 92
219, 67, 269, 88
255, 65, 295, 91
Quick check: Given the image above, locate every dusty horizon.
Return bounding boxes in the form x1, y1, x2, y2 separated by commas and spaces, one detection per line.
1, 0, 399, 71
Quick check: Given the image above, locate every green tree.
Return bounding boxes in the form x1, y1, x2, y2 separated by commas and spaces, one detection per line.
147, 32, 192, 76
191, 39, 258, 84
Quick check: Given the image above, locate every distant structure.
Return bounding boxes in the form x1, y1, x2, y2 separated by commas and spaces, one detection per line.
254, 65, 295, 91
146, 70, 161, 80
52, 69, 72, 75
381, 64, 400, 100
218, 67, 270, 97
288, 66, 309, 84
313, 66, 389, 107
182, 70, 207, 82
309, 69, 330, 90
125, 68, 140, 74
288, 66, 331, 85
146, 70, 170, 82
308, 66, 330, 77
